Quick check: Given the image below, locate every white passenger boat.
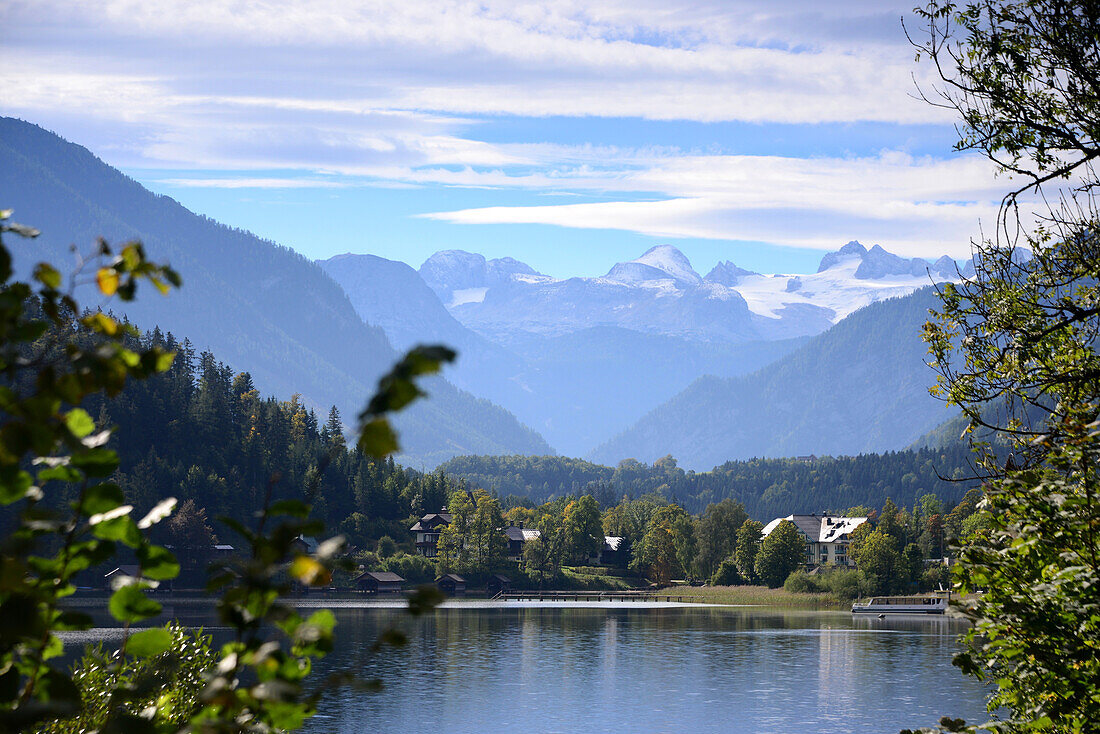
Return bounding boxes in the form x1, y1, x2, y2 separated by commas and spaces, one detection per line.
851, 594, 948, 614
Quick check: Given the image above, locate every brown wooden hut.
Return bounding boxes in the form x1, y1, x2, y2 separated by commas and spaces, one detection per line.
436, 573, 466, 596
354, 571, 405, 593
486, 574, 512, 596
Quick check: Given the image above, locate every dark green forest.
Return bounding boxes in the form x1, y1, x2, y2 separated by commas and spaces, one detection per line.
440, 447, 979, 520
25, 321, 470, 560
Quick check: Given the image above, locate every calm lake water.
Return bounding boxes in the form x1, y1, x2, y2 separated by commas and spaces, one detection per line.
62, 599, 992, 734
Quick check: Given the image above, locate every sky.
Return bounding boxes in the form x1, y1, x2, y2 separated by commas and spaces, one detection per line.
0, 0, 1018, 278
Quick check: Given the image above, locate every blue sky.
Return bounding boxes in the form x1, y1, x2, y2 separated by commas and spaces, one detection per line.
1, 0, 1014, 278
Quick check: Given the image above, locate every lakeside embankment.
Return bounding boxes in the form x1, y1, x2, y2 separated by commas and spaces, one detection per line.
668, 584, 843, 608
62, 583, 848, 611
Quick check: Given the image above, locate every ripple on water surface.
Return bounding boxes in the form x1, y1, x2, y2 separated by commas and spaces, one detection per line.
295, 603, 990, 734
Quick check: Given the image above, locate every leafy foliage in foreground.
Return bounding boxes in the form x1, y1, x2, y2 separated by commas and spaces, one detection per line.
906, 0, 1100, 730
0, 210, 450, 731
40, 625, 215, 733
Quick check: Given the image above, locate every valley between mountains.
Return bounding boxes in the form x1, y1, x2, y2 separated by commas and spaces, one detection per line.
4, 116, 965, 470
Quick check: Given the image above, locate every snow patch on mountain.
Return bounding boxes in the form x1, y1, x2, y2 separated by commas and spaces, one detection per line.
451, 287, 488, 307
420, 241, 964, 344
630, 245, 703, 285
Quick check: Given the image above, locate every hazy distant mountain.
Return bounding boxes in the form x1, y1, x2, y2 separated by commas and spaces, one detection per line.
419, 242, 961, 345
327, 240, 962, 458
321, 251, 804, 456
589, 287, 955, 470
0, 117, 551, 467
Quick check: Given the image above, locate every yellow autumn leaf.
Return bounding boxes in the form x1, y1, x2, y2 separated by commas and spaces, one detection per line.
96, 268, 119, 296
289, 556, 330, 586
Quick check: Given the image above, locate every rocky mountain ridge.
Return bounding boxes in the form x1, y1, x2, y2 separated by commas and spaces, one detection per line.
418, 242, 962, 345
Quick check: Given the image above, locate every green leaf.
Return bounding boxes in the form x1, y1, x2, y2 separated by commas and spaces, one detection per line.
33, 263, 61, 289
64, 409, 95, 439
0, 468, 33, 504
136, 544, 179, 580
270, 499, 310, 518
92, 513, 142, 548
126, 627, 173, 658
37, 463, 82, 484
80, 483, 125, 515
357, 418, 398, 458
70, 447, 119, 477
108, 585, 161, 623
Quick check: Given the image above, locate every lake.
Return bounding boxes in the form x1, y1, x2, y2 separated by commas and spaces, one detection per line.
304, 600, 990, 734
60, 599, 991, 733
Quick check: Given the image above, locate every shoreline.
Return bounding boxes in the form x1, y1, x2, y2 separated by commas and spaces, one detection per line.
61, 584, 847, 611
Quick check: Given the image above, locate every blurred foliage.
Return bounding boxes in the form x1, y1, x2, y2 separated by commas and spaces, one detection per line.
0, 210, 449, 731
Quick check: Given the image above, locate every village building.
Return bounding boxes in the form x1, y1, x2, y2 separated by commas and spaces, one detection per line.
290, 535, 320, 555
436, 573, 466, 596
596, 536, 627, 566
503, 523, 541, 561
486, 574, 512, 596
353, 570, 405, 593
410, 512, 453, 557
761, 514, 867, 567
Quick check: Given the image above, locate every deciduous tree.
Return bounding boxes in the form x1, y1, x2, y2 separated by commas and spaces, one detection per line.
910, 1, 1100, 729
693, 499, 748, 580
754, 520, 805, 588
734, 519, 764, 584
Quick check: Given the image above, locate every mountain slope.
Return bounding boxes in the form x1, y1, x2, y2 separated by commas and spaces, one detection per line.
321, 252, 805, 455
589, 287, 954, 470
0, 117, 551, 466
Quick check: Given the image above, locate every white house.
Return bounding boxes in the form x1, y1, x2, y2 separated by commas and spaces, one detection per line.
760, 514, 868, 568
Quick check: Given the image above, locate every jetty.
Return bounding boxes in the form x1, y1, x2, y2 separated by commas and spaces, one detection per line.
492, 590, 687, 602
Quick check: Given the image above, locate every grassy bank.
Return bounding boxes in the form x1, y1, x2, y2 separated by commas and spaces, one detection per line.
668, 585, 845, 609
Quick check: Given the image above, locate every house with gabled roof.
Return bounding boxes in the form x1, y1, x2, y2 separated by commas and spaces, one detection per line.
761, 514, 867, 568
410, 512, 453, 557
353, 570, 405, 593
436, 573, 466, 596
503, 523, 540, 561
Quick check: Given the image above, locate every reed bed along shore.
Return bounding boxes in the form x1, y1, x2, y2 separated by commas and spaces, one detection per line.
669, 585, 844, 609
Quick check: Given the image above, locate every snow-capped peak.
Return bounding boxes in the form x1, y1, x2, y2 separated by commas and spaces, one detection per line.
633, 245, 702, 284
604, 245, 703, 286
816, 241, 868, 273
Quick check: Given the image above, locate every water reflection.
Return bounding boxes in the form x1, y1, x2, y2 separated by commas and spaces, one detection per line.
56, 600, 986, 732
301, 604, 988, 734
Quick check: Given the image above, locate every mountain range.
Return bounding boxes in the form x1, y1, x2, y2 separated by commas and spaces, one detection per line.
0, 117, 552, 467
5, 116, 966, 470
322, 240, 962, 460
416, 241, 958, 344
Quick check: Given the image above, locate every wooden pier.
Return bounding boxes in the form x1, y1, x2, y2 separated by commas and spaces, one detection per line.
492, 590, 688, 603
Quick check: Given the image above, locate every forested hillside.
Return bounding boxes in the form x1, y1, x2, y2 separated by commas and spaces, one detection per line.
439, 446, 979, 520
590, 288, 955, 469
51, 325, 471, 552
0, 117, 551, 466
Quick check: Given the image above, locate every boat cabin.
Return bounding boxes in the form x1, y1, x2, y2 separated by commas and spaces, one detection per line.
436, 573, 466, 596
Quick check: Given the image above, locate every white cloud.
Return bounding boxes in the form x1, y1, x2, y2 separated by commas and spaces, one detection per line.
0, 0, 1006, 259
154, 177, 349, 189
421, 150, 1013, 258
2, 0, 943, 127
